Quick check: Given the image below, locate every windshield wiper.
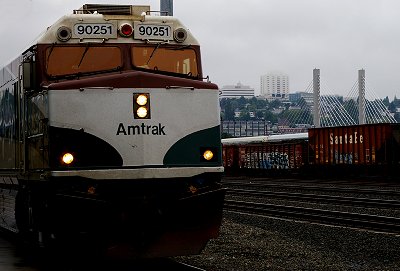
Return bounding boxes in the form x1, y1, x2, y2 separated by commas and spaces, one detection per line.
170, 44, 192, 50
146, 43, 161, 65
45, 43, 56, 69
78, 43, 90, 68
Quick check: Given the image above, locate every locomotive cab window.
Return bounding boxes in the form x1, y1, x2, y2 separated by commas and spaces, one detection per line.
45, 46, 122, 77
131, 45, 198, 77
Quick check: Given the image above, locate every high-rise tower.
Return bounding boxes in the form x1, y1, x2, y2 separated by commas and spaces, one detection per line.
260, 72, 289, 100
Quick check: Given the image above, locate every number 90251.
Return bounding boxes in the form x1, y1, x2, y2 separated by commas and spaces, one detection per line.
73, 23, 117, 38
134, 23, 173, 40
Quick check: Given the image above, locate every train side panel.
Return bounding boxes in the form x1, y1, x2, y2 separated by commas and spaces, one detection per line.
0, 58, 22, 170
0, 57, 23, 233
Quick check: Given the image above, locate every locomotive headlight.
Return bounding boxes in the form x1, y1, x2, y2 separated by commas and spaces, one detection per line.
201, 147, 218, 162
62, 153, 74, 165
133, 93, 151, 119
136, 94, 148, 106
57, 26, 72, 42
174, 28, 187, 43
203, 150, 214, 161
136, 107, 148, 118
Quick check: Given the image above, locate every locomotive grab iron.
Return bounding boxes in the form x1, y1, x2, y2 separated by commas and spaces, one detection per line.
0, 4, 225, 258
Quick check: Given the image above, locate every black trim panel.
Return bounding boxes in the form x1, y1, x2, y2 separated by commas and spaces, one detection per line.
49, 126, 123, 169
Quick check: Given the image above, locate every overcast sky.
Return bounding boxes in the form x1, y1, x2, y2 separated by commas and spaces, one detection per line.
1, 0, 400, 99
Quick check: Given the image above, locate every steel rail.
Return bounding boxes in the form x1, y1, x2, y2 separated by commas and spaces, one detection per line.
174, 261, 207, 271
222, 181, 400, 198
227, 188, 400, 209
224, 200, 400, 234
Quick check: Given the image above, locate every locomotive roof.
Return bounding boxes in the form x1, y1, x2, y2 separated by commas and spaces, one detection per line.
32, 4, 199, 46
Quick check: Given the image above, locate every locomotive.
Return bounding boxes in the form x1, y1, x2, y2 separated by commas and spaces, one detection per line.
0, 4, 225, 258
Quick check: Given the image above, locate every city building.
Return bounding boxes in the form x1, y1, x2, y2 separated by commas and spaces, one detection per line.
260, 72, 289, 101
220, 82, 255, 99
221, 120, 275, 137
289, 92, 314, 107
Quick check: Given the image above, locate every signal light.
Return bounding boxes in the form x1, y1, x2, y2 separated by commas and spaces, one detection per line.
120, 23, 133, 37
133, 93, 151, 119
62, 153, 74, 165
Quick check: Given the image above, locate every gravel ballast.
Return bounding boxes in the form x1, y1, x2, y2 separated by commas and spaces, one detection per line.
176, 211, 400, 270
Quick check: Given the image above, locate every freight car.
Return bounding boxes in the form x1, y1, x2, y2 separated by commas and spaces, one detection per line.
222, 123, 400, 177
308, 123, 400, 176
0, 4, 225, 258
222, 133, 308, 175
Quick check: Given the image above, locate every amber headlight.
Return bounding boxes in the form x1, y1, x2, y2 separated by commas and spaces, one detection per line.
62, 153, 74, 165
200, 147, 218, 162
203, 150, 214, 161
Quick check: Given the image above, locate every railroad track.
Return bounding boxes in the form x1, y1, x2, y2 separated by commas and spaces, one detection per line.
222, 177, 400, 234
130, 259, 207, 271
174, 261, 207, 271
76, 259, 207, 271
227, 188, 400, 209
224, 199, 400, 234
223, 180, 400, 198
223, 176, 400, 187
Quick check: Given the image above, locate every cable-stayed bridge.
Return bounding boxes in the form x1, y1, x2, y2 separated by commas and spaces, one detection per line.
285, 69, 396, 129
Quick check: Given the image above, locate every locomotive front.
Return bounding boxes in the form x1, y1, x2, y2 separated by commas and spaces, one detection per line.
18, 4, 225, 258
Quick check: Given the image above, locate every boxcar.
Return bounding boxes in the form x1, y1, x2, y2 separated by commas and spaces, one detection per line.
222, 133, 308, 175
308, 123, 400, 176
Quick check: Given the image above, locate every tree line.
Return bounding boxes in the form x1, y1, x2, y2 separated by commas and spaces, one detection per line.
220, 96, 400, 126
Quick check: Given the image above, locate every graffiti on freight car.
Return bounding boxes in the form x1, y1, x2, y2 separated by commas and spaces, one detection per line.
245, 152, 289, 169
265, 152, 289, 169
335, 152, 353, 164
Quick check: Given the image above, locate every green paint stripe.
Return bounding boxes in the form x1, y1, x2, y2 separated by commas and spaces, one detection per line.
163, 126, 222, 166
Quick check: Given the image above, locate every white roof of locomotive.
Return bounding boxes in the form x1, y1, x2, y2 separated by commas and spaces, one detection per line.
33, 6, 199, 45
221, 133, 308, 146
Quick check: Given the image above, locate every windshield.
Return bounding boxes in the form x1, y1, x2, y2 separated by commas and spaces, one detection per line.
45, 46, 122, 77
131, 45, 198, 77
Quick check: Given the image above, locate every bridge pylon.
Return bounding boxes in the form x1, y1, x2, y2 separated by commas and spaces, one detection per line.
313, 68, 321, 128
358, 69, 366, 125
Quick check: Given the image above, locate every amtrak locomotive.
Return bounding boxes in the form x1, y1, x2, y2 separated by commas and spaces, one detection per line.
0, 4, 225, 258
